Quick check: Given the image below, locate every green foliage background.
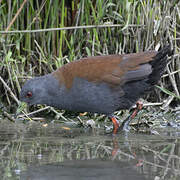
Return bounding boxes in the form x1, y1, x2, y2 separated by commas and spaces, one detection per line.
0, 0, 179, 112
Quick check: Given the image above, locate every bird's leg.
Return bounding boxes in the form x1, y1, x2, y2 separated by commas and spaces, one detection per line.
109, 101, 143, 134
131, 101, 143, 118
108, 115, 120, 134
120, 101, 143, 131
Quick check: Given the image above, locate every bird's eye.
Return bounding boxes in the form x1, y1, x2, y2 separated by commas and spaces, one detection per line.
26, 91, 32, 98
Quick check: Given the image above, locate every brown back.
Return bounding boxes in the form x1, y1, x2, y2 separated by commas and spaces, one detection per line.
52, 51, 157, 89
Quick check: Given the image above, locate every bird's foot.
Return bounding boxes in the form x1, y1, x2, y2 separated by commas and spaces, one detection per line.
109, 101, 143, 135
131, 101, 143, 119
120, 101, 143, 132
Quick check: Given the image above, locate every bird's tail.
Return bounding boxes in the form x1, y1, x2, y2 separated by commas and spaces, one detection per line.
148, 45, 173, 85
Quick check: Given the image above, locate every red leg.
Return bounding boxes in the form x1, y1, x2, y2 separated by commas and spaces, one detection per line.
131, 101, 143, 119
120, 101, 143, 131
109, 116, 119, 134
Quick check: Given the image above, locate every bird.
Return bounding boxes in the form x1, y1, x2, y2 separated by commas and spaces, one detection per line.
20, 46, 173, 134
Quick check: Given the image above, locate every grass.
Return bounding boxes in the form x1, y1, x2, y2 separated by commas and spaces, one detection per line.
0, 0, 179, 120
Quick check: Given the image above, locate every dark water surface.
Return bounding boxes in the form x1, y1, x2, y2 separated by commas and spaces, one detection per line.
0, 121, 180, 180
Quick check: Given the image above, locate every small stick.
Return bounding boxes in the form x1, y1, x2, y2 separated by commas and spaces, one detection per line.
17, 106, 50, 118
132, 102, 163, 108
5, 0, 28, 33
3, 111, 15, 122
0, 24, 146, 34
0, 76, 19, 105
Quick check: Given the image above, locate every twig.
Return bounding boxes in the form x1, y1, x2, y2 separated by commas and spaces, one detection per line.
166, 64, 180, 97
17, 76, 32, 80
0, 76, 20, 105
0, 24, 146, 34
161, 96, 174, 110
132, 102, 163, 108
5, 0, 28, 32
162, 69, 180, 78
50, 107, 70, 121
142, 102, 163, 107
17, 106, 50, 118
2, 111, 15, 122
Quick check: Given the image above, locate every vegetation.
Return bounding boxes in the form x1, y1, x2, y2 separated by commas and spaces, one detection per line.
0, 0, 179, 122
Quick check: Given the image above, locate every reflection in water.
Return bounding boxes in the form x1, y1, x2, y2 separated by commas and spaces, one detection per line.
20, 159, 147, 180
0, 121, 180, 180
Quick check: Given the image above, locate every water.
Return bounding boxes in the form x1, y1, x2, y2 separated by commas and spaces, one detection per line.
0, 120, 180, 180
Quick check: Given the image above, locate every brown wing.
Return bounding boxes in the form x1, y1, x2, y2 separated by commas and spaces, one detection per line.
52, 51, 157, 89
